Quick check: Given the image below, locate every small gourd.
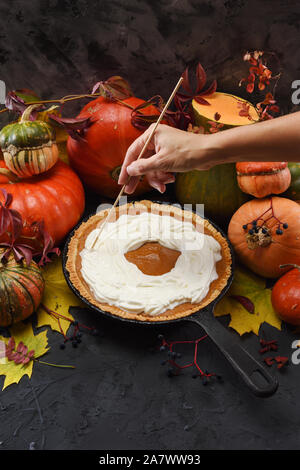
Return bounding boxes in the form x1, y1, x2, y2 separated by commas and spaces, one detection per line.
236, 161, 291, 198
0, 250, 44, 326
0, 104, 59, 178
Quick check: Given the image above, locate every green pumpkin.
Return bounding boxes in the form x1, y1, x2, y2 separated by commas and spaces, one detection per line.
282, 162, 300, 202
0, 104, 58, 178
175, 93, 259, 227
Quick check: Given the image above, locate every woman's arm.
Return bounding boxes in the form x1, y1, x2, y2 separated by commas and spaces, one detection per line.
118, 112, 300, 194
212, 112, 300, 164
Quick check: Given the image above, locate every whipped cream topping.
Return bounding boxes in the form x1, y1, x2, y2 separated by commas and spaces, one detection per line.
80, 212, 222, 316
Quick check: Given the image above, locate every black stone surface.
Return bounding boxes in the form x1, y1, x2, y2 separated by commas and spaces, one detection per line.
0, 0, 300, 451
0, 189, 299, 451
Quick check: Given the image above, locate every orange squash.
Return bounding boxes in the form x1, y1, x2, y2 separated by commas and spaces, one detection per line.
228, 197, 300, 278
236, 162, 291, 198
0, 159, 85, 247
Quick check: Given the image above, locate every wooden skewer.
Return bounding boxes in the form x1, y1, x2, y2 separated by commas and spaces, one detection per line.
91, 76, 184, 249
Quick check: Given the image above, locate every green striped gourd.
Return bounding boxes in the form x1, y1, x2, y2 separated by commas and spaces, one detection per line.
0, 104, 58, 178
0, 250, 44, 326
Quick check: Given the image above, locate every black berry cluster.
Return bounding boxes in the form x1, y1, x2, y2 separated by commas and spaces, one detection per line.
59, 320, 99, 350
243, 220, 288, 236
157, 334, 222, 385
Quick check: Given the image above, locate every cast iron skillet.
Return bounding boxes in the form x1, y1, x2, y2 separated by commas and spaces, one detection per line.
62, 201, 278, 398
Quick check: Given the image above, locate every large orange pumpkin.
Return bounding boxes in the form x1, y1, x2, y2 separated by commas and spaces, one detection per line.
67, 96, 159, 198
228, 197, 300, 278
0, 159, 85, 246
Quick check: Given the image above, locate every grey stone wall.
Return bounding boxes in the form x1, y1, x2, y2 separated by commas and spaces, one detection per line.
0, 0, 299, 118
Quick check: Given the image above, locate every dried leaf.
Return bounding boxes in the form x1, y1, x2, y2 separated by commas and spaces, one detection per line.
49, 114, 94, 141
214, 266, 281, 335
12, 89, 40, 104
195, 63, 207, 94
176, 63, 217, 108
194, 95, 210, 106
0, 323, 49, 390
37, 257, 84, 335
5, 90, 43, 118
199, 78, 217, 97
131, 95, 165, 131
92, 75, 133, 100
181, 67, 193, 94
230, 295, 255, 314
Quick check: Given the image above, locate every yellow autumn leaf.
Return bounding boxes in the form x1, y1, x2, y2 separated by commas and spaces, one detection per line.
0, 323, 49, 390
214, 266, 282, 335
37, 256, 84, 335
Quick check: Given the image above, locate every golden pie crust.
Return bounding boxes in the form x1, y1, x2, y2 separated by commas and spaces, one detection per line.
65, 200, 232, 322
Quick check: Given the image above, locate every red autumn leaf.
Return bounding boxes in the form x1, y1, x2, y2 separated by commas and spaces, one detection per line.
176, 63, 217, 108
92, 75, 133, 101
249, 66, 259, 76
246, 82, 255, 93
0, 189, 60, 266
274, 356, 288, 364
7, 337, 15, 351
181, 67, 193, 94
249, 57, 258, 65
131, 95, 168, 131
16, 341, 25, 353
201, 79, 217, 96
269, 105, 279, 113
5, 91, 43, 118
5, 337, 35, 366
194, 95, 210, 106
49, 114, 94, 142
195, 62, 207, 94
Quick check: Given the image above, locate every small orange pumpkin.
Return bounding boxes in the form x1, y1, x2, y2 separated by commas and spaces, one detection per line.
228, 197, 300, 278
271, 264, 300, 325
0, 250, 45, 326
236, 162, 291, 198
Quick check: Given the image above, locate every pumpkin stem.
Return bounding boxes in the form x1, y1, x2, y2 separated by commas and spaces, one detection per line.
20, 104, 41, 123
280, 264, 300, 272
0, 168, 20, 183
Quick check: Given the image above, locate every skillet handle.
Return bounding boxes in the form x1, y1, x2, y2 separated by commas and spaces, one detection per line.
188, 309, 278, 398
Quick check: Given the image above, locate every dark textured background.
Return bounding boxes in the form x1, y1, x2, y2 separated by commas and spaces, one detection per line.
0, 0, 300, 451
1, 0, 300, 114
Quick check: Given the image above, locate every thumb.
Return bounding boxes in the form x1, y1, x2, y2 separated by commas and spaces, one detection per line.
127, 154, 162, 176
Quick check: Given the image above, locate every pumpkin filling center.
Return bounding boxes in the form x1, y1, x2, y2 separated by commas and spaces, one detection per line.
125, 242, 181, 276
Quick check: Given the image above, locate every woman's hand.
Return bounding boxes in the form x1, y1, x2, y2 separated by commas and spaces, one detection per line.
118, 112, 300, 194
118, 124, 214, 194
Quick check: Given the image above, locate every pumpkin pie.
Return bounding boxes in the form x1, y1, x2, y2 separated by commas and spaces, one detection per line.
65, 200, 232, 322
